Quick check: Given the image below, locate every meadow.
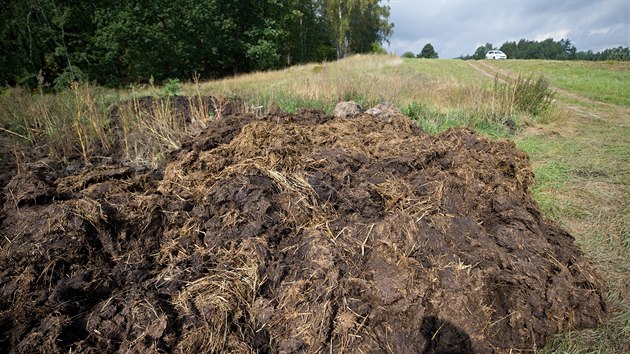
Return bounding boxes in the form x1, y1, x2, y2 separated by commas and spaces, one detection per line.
490, 59, 630, 106
0, 55, 628, 352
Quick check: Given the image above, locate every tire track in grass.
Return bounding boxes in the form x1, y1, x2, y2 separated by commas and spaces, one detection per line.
468, 60, 630, 125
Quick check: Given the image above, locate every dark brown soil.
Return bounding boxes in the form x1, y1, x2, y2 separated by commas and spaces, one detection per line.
0, 109, 607, 353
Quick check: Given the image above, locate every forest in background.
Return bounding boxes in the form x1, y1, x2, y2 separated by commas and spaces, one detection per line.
459, 38, 630, 61
0, 0, 392, 88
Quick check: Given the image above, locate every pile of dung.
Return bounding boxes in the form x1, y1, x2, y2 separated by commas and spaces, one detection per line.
0, 108, 607, 353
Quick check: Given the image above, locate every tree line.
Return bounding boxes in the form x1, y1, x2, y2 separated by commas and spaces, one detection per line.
459, 38, 629, 61
0, 0, 393, 88
401, 43, 438, 59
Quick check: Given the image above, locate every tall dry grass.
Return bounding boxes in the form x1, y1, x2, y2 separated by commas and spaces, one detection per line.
1, 55, 559, 166
189, 55, 557, 132
0, 83, 111, 163
0, 82, 209, 167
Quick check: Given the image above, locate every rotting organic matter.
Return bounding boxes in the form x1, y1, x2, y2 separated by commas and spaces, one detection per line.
0, 107, 607, 353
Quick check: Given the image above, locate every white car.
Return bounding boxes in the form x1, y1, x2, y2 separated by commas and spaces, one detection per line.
485, 50, 507, 60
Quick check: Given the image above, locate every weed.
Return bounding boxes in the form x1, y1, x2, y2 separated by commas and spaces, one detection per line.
189, 75, 212, 123
512, 74, 556, 116
162, 78, 182, 97
491, 74, 556, 120
116, 90, 185, 166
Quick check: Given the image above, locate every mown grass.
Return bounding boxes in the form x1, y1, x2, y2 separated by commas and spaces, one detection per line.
491, 60, 630, 106
399, 58, 483, 83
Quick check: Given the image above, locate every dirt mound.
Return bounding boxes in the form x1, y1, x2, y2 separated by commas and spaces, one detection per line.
1, 109, 607, 352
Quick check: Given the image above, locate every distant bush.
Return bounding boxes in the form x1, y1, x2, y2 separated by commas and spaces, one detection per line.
371, 42, 387, 55
401, 51, 416, 58
577, 46, 630, 61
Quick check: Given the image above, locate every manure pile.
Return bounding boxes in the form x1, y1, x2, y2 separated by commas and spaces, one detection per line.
1, 108, 607, 353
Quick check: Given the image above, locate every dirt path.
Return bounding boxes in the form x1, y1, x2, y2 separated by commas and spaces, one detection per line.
467, 60, 629, 127
466, 61, 508, 83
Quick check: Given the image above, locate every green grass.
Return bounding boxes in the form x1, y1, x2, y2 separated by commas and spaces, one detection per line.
491, 60, 630, 105
517, 136, 583, 221
515, 103, 630, 352
398, 58, 482, 83
403, 101, 514, 138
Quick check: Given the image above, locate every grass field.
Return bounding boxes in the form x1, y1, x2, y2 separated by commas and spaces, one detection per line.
1, 55, 628, 352
490, 59, 630, 106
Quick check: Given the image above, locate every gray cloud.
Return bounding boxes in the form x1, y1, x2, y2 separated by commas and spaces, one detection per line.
386, 0, 630, 58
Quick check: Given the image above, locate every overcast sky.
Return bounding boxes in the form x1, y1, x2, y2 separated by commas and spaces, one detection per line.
387, 0, 630, 58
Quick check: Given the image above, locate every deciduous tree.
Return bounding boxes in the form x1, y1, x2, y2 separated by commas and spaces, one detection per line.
417, 43, 438, 59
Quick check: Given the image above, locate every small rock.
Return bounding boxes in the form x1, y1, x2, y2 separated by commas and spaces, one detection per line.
334, 101, 363, 118
365, 101, 401, 122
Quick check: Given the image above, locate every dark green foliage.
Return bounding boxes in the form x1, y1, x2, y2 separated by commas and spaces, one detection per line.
322, 0, 393, 60
500, 38, 576, 60
417, 43, 438, 59
371, 42, 387, 54
0, 0, 97, 87
499, 41, 517, 59
0, 0, 393, 88
459, 38, 628, 61
576, 46, 630, 61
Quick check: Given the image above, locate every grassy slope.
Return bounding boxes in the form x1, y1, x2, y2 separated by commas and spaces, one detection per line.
187, 56, 496, 110
188, 56, 521, 138
491, 60, 630, 106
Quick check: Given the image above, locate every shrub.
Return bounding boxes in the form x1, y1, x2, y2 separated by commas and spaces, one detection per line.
162, 78, 181, 97
401, 51, 416, 59
495, 74, 556, 117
